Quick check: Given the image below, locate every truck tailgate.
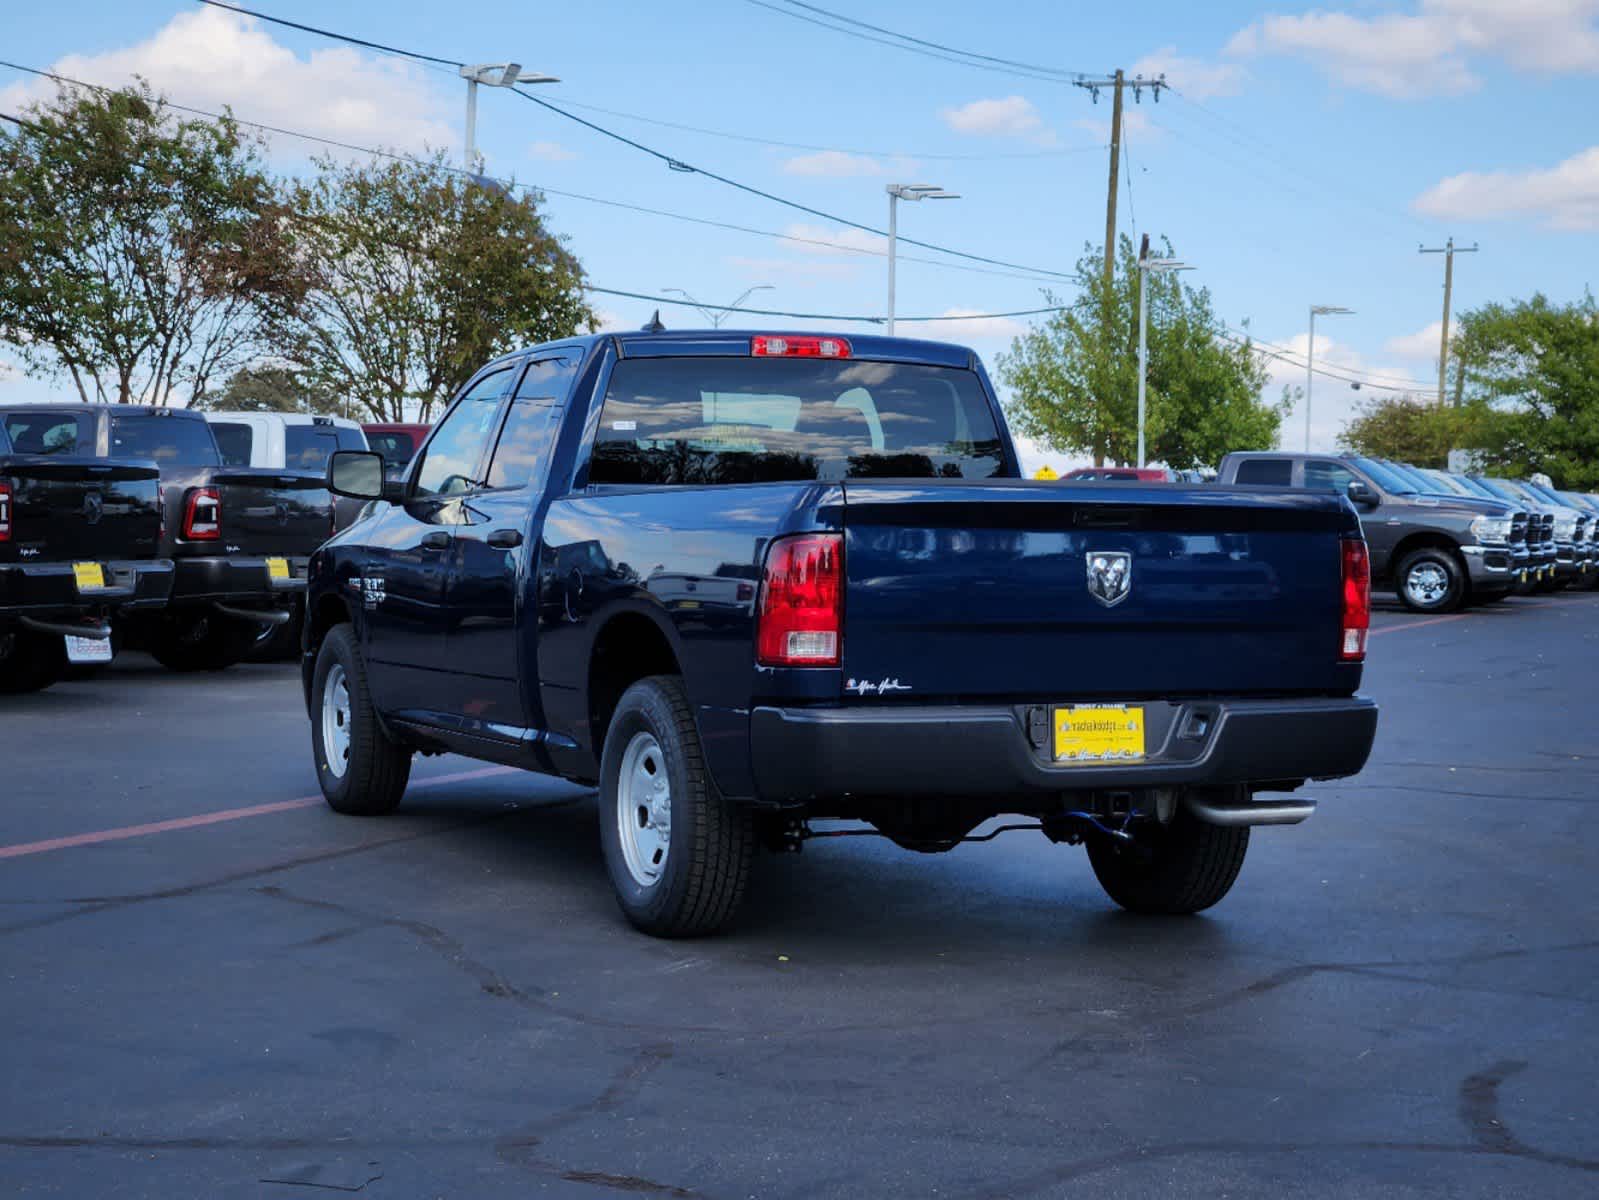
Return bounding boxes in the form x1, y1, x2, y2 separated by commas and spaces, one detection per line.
840, 480, 1358, 700
213, 469, 333, 556
0, 456, 162, 563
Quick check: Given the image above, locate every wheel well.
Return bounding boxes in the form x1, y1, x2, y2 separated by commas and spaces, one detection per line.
307, 593, 352, 656
1390, 532, 1463, 573
588, 614, 681, 757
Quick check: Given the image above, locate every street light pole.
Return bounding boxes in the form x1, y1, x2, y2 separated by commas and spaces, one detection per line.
459, 62, 560, 171
1305, 304, 1354, 451
885, 183, 959, 335
1136, 240, 1192, 467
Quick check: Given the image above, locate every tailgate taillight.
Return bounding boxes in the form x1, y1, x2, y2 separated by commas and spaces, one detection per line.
0, 480, 11, 542
182, 487, 221, 540
757, 533, 842, 667
1340, 538, 1370, 661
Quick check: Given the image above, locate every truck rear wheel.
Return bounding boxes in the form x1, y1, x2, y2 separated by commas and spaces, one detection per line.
0, 628, 64, 695
147, 610, 262, 672
1086, 805, 1249, 915
311, 624, 411, 815
1395, 548, 1466, 613
599, 675, 754, 937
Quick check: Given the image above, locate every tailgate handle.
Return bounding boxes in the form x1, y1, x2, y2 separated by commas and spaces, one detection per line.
487, 528, 524, 549
421, 530, 453, 550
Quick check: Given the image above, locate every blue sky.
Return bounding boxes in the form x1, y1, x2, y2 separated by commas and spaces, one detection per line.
5, 0, 1598, 467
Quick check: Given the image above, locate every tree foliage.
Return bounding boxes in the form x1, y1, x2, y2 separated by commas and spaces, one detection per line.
997, 237, 1282, 469
1452, 292, 1599, 489
271, 155, 593, 422
1337, 393, 1464, 466
0, 82, 294, 404
189, 364, 341, 415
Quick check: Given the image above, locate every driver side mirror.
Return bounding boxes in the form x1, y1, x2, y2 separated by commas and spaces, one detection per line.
328, 449, 386, 501
1346, 479, 1379, 509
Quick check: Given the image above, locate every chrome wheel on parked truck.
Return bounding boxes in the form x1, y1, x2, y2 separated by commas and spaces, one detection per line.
311, 625, 411, 816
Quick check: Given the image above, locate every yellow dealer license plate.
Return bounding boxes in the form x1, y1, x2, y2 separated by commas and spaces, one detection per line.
266, 557, 290, 582
1054, 705, 1146, 764
73, 562, 105, 591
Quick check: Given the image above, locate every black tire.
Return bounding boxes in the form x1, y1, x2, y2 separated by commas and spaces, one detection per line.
310, 624, 411, 816
1086, 803, 1249, 915
0, 627, 64, 695
1394, 547, 1467, 613
1573, 570, 1599, 593
147, 610, 262, 672
598, 675, 754, 937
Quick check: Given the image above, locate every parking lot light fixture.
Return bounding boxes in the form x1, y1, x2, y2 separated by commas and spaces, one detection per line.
886, 183, 959, 336
1306, 305, 1354, 452
460, 63, 560, 171
1137, 244, 1193, 468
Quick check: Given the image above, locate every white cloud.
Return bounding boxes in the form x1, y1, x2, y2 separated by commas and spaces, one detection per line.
1129, 47, 1242, 99
1253, 331, 1432, 451
1385, 321, 1455, 360
917, 308, 1028, 342
779, 223, 888, 257
940, 96, 1058, 145
0, 7, 454, 156
781, 150, 890, 177
1414, 146, 1599, 230
1226, 0, 1599, 99
528, 141, 577, 163
590, 309, 628, 333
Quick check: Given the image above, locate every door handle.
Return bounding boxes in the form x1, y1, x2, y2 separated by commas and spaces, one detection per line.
421, 530, 453, 550
487, 528, 524, 549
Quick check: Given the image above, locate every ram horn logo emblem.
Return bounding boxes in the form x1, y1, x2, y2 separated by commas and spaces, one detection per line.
83, 491, 104, 525
1085, 551, 1132, 607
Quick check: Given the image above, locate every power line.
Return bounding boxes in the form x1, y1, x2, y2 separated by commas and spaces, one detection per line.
0, 57, 1075, 289
1218, 328, 1436, 392
171, 4, 1087, 282
549, 95, 1103, 162
738, 0, 1090, 84
195, 0, 463, 68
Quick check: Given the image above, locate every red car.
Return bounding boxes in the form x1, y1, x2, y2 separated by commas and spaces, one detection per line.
1062, 467, 1179, 482
361, 423, 431, 476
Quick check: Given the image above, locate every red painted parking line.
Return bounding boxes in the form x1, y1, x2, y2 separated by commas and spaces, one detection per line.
1368, 613, 1473, 637
0, 765, 512, 862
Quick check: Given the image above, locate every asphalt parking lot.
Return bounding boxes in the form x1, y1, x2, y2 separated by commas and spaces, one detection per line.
3, 596, 1598, 1199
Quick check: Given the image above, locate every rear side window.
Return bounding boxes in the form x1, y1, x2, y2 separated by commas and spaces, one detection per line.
1233, 458, 1293, 486
1303, 461, 1355, 492
488, 402, 562, 490
110, 415, 220, 465
590, 358, 1006, 485
211, 421, 253, 466
283, 424, 363, 470
413, 369, 514, 497
4, 413, 82, 455
368, 431, 416, 469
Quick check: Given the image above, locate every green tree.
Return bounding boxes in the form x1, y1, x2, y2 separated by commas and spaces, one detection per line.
1452, 292, 1599, 488
1337, 393, 1463, 466
272, 155, 593, 422
0, 83, 294, 405
997, 237, 1281, 469
188, 364, 340, 415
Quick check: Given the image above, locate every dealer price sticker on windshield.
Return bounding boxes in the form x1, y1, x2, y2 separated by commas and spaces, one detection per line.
1054, 705, 1146, 764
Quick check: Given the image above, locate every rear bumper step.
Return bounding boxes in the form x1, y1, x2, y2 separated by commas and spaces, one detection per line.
749, 695, 1377, 803
18, 615, 112, 640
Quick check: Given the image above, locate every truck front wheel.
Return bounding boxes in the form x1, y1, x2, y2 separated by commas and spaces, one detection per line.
1395, 547, 1466, 613
311, 624, 411, 815
599, 675, 754, 937
1086, 805, 1249, 915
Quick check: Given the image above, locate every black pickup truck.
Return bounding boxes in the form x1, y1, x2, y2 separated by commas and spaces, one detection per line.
0, 405, 333, 672
305, 331, 1378, 937
0, 417, 173, 692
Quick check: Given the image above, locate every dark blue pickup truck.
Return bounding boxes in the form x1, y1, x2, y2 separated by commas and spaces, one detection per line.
305, 330, 1378, 936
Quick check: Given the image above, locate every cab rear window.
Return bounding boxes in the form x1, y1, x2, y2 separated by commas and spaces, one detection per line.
110, 415, 221, 466
4, 413, 82, 455
589, 358, 1006, 485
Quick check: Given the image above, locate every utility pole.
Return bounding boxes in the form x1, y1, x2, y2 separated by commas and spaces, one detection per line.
1305, 305, 1354, 451
884, 183, 958, 335
1072, 72, 1167, 282
1419, 238, 1478, 407
459, 62, 560, 172
1074, 71, 1166, 463
1137, 234, 1192, 468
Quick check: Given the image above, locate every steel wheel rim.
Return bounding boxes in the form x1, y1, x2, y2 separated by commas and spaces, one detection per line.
1406, 562, 1450, 606
321, 663, 352, 779
617, 731, 672, 888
